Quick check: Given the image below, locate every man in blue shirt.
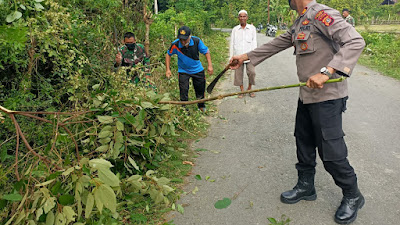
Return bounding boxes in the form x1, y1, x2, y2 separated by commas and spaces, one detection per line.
165, 26, 213, 112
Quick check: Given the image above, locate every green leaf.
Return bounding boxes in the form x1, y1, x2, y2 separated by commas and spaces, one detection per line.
141, 101, 156, 109
35, 0, 44, 2
92, 84, 100, 90
192, 186, 199, 195
62, 167, 74, 177
214, 198, 231, 209
46, 211, 55, 225
177, 204, 184, 214
6, 11, 22, 23
194, 175, 201, 180
98, 130, 112, 139
85, 193, 94, 219
170, 178, 183, 183
128, 157, 140, 170
97, 116, 114, 124
55, 212, 66, 225
89, 158, 113, 170
94, 188, 103, 213
63, 206, 76, 223
98, 168, 120, 187
157, 177, 170, 186
162, 185, 174, 195
116, 121, 124, 131
34, 3, 45, 11
268, 217, 277, 223
95, 145, 109, 152
58, 195, 74, 206
149, 188, 164, 204
98, 185, 117, 213
20, 4, 26, 10
35, 179, 56, 187
98, 137, 111, 145
2, 193, 22, 201
43, 197, 57, 213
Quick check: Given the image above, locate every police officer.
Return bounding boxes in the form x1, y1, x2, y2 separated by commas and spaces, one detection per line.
115, 32, 151, 84
230, 0, 365, 224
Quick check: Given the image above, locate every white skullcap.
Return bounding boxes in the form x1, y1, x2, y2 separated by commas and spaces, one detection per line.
238, 10, 248, 16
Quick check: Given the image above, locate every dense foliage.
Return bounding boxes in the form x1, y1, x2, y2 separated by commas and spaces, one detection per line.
0, 0, 227, 224
359, 32, 400, 79
187, 0, 400, 27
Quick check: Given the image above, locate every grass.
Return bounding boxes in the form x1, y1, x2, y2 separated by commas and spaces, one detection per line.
358, 31, 400, 80
356, 24, 400, 33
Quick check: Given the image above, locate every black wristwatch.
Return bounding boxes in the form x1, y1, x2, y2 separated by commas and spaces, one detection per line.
320, 67, 332, 78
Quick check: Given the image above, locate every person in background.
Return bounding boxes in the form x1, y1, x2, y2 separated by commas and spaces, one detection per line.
114, 32, 151, 84
230, 10, 257, 98
342, 8, 355, 27
165, 26, 213, 113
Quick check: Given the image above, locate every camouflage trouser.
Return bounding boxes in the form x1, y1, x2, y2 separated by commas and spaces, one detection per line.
127, 69, 157, 91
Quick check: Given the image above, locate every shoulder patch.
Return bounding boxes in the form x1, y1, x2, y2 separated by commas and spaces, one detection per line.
315, 10, 334, 26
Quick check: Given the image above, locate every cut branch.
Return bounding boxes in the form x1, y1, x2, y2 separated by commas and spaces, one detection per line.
158, 77, 347, 105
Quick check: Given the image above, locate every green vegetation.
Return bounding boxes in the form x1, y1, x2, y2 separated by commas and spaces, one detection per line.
359, 32, 400, 80
357, 24, 400, 33
0, 0, 228, 224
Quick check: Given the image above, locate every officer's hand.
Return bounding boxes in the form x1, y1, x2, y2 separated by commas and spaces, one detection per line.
306, 73, 330, 89
115, 52, 122, 64
166, 70, 172, 79
207, 65, 213, 75
229, 54, 248, 69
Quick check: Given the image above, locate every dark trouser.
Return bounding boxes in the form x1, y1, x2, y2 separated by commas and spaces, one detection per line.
294, 97, 358, 197
179, 71, 206, 109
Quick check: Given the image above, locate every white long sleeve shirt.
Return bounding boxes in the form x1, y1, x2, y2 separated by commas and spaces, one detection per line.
230, 24, 257, 61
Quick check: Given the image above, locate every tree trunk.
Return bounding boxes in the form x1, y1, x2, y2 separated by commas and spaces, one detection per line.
154, 0, 158, 14
143, 1, 153, 56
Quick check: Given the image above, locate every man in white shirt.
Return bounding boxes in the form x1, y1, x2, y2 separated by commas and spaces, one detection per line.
230, 10, 257, 98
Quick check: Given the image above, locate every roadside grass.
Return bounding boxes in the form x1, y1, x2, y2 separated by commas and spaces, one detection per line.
359, 31, 400, 80
356, 24, 400, 33
122, 30, 229, 225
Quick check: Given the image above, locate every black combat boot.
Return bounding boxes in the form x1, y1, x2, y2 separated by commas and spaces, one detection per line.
280, 172, 317, 204
334, 190, 365, 224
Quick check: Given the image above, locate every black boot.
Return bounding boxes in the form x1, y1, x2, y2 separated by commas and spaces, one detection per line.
280, 172, 317, 204
334, 191, 365, 224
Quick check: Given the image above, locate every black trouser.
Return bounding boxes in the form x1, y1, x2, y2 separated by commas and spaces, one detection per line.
294, 97, 358, 197
178, 71, 206, 109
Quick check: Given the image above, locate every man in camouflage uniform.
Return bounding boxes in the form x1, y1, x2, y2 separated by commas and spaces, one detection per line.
115, 32, 151, 84
342, 9, 355, 27
230, 0, 365, 224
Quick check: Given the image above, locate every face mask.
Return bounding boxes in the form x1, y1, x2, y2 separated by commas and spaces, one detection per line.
126, 43, 136, 51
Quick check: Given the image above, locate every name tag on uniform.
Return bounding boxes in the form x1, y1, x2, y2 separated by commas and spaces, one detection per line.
299, 26, 311, 31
